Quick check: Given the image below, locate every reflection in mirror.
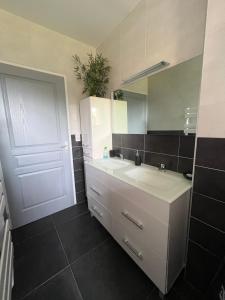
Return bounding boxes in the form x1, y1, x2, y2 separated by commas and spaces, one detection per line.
112, 55, 203, 135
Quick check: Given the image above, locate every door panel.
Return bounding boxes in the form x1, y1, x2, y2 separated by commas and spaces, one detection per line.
4, 77, 60, 146
0, 63, 74, 228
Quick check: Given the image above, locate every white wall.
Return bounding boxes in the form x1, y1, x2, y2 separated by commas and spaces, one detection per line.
197, 0, 225, 138
97, 0, 207, 95
0, 9, 95, 135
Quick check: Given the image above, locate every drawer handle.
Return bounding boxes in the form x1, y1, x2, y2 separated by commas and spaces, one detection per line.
121, 211, 143, 230
90, 187, 101, 196
123, 238, 143, 260
91, 205, 103, 218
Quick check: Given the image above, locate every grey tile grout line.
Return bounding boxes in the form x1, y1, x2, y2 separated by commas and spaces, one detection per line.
195, 164, 225, 173
70, 237, 111, 267
51, 210, 89, 233
19, 265, 70, 300
191, 216, 225, 234
177, 135, 181, 172
193, 191, 225, 205
189, 238, 220, 259
51, 215, 84, 300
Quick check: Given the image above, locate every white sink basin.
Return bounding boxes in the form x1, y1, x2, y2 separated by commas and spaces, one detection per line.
124, 167, 182, 191
95, 158, 131, 170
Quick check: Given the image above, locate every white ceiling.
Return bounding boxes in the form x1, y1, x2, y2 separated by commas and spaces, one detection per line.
0, 0, 140, 47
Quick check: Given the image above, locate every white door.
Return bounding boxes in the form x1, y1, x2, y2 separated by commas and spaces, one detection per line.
0, 63, 74, 228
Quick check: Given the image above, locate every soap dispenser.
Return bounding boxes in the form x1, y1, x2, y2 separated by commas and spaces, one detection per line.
135, 150, 141, 166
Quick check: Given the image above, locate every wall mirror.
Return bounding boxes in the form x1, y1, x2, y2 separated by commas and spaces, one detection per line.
112, 55, 203, 135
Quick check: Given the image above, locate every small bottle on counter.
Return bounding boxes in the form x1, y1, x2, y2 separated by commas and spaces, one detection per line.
135, 150, 141, 166
103, 146, 109, 159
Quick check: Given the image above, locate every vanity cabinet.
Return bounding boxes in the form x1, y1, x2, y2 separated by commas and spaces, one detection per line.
85, 162, 190, 295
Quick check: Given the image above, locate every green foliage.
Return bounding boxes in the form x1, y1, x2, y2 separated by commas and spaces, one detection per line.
73, 53, 111, 97
113, 89, 124, 100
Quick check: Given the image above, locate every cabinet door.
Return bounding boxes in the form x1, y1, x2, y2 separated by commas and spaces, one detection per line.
80, 98, 92, 149
90, 97, 112, 159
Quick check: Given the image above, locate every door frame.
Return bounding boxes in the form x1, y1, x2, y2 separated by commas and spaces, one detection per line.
0, 59, 76, 205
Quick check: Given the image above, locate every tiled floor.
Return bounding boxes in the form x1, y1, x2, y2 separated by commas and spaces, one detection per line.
12, 203, 203, 300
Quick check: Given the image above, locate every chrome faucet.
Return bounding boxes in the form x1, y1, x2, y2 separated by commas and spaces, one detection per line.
119, 153, 124, 160
158, 163, 166, 171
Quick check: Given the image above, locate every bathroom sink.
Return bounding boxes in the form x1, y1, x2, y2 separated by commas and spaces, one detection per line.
95, 158, 131, 170
123, 167, 184, 191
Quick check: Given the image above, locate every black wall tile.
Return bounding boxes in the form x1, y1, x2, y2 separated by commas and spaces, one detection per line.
113, 133, 194, 173
73, 158, 84, 171
75, 181, 85, 193
144, 152, 178, 172
72, 147, 83, 159
112, 134, 122, 147
121, 134, 144, 150
196, 138, 225, 170
121, 148, 144, 162
189, 217, 225, 258
191, 193, 225, 232
145, 135, 179, 155
194, 166, 225, 203
179, 135, 195, 158
186, 241, 220, 292
74, 170, 84, 183
76, 191, 86, 204
178, 157, 193, 173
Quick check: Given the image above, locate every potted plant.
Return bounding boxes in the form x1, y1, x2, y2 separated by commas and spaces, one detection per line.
73, 53, 111, 97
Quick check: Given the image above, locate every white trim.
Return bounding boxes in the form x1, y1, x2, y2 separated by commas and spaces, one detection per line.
0, 59, 77, 205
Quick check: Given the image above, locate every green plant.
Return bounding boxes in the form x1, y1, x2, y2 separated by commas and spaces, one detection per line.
73, 53, 111, 97
113, 89, 124, 100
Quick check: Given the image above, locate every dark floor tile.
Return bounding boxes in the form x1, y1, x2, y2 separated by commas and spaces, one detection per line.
72, 147, 83, 159
73, 158, 84, 171
148, 287, 180, 300
121, 134, 144, 150
189, 217, 225, 258
12, 229, 68, 300
52, 203, 88, 226
144, 152, 178, 172
179, 135, 196, 158
145, 135, 179, 155
173, 272, 204, 300
178, 157, 193, 173
74, 170, 85, 182
186, 241, 220, 292
76, 191, 87, 204
196, 138, 225, 170
112, 134, 122, 147
23, 267, 82, 300
71, 238, 154, 300
207, 260, 225, 300
121, 148, 144, 162
57, 213, 109, 263
193, 166, 225, 203
191, 193, 225, 232
12, 216, 54, 245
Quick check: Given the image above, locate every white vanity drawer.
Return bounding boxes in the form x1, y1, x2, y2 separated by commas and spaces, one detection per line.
112, 219, 167, 293
110, 176, 170, 224
86, 173, 111, 209
112, 189, 168, 257
88, 196, 112, 232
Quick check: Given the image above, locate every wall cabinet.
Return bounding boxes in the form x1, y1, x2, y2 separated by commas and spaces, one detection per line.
85, 162, 190, 295
80, 97, 112, 160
